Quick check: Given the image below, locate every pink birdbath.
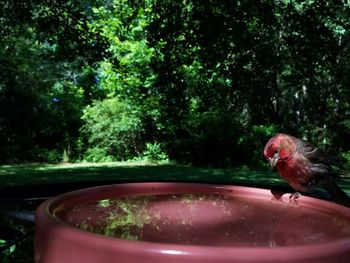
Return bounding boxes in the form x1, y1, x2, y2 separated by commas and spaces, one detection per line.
35, 183, 350, 263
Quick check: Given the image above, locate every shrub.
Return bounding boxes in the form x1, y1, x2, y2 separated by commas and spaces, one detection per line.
83, 147, 115, 162
81, 98, 144, 161
139, 142, 169, 164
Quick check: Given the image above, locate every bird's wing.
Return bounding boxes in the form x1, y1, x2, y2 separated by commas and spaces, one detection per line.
295, 138, 337, 167
294, 138, 350, 207
294, 138, 332, 185
295, 137, 345, 181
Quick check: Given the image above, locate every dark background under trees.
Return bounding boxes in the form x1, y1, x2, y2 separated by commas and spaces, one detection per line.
1, 0, 350, 167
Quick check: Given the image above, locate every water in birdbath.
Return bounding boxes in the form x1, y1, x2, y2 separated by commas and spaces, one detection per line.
54, 193, 350, 247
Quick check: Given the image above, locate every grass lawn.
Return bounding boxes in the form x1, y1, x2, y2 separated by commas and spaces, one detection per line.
1, 161, 349, 193
1, 161, 350, 262
0, 161, 284, 188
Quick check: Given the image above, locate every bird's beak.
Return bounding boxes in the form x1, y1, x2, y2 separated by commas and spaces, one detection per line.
268, 153, 279, 169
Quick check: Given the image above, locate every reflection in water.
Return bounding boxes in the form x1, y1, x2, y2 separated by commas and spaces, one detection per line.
54, 194, 350, 247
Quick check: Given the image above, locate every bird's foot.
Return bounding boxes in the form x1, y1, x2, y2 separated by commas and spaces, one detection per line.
289, 192, 301, 199
289, 192, 301, 204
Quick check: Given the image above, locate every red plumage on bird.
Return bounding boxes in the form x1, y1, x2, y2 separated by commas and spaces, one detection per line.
264, 133, 350, 207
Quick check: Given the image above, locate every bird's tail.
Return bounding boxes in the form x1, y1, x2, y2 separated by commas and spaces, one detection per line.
324, 177, 350, 208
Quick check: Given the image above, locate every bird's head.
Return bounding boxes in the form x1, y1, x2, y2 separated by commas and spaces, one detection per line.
263, 133, 295, 168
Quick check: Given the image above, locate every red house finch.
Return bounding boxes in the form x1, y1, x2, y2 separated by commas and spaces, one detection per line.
264, 133, 350, 207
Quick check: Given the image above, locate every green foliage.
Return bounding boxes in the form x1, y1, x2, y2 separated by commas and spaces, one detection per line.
83, 147, 116, 163
0, 1, 100, 164
32, 148, 63, 163
89, 0, 157, 101
81, 97, 144, 161
173, 110, 244, 166
0, 239, 16, 263
1, 0, 350, 167
137, 142, 170, 164
341, 151, 350, 170
238, 125, 279, 168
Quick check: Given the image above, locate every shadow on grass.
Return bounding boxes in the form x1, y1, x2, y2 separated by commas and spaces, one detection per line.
2, 162, 350, 198
0, 162, 286, 199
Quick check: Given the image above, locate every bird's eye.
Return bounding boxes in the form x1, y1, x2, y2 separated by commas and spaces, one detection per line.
274, 150, 278, 154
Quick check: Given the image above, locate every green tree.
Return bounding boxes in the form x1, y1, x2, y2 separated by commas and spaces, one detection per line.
0, 1, 103, 163
1, 0, 349, 166
81, 0, 161, 160
81, 97, 143, 161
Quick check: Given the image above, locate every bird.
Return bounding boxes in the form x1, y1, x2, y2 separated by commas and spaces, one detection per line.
263, 133, 350, 207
